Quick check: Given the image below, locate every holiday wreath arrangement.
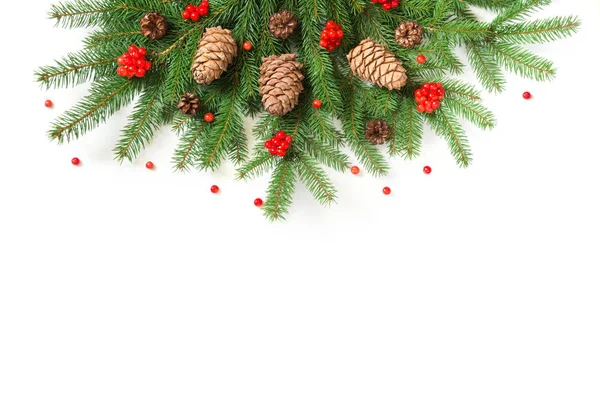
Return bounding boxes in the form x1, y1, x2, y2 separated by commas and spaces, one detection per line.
36, 0, 579, 220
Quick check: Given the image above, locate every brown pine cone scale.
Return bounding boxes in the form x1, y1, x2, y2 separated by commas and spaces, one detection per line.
192, 27, 238, 85
259, 54, 304, 116
347, 39, 408, 91
395, 21, 423, 49
140, 12, 168, 40
178, 93, 200, 115
365, 119, 391, 145
269, 10, 298, 40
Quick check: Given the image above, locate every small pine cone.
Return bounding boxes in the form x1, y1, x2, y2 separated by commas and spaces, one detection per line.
347, 38, 408, 91
178, 93, 201, 115
269, 10, 298, 40
259, 54, 304, 116
394, 21, 423, 49
365, 119, 391, 145
192, 27, 238, 85
140, 12, 168, 40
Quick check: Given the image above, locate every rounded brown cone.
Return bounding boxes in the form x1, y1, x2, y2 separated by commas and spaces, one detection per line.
259, 54, 304, 117
347, 38, 408, 91
191, 27, 238, 85
140, 12, 168, 40
269, 10, 298, 40
394, 21, 423, 49
178, 93, 200, 115
365, 119, 391, 145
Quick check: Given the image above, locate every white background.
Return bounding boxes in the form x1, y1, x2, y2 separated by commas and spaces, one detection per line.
1, 1, 599, 399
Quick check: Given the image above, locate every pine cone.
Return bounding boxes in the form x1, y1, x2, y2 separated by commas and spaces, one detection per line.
259, 54, 304, 116
269, 10, 298, 40
394, 21, 423, 49
192, 27, 238, 85
365, 119, 391, 145
178, 93, 200, 115
347, 38, 408, 91
140, 12, 168, 40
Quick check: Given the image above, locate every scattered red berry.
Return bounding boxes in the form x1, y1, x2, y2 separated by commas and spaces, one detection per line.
264, 130, 293, 158
523, 91, 532, 100
319, 20, 344, 52
416, 54, 426, 64
423, 166, 432, 174
254, 198, 263, 207
44, 100, 53, 108
383, 187, 391, 195
372, 0, 400, 10
182, 1, 210, 21
415, 82, 444, 114
350, 166, 360, 175
312, 99, 323, 109
117, 44, 151, 79
243, 41, 253, 51
146, 161, 154, 169
210, 185, 219, 194
204, 113, 214, 123
71, 157, 80, 166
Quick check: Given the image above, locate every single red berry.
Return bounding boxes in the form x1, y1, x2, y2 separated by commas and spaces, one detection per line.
44, 100, 53, 108
146, 161, 154, 170
416, 54, 426, 64
350, 166, 360, 175
312, 99, 323, 109
254, 198, 263, 207
275, 131, 286, 140
204, 113, 215, 123
71, 157, 80, 166
243, 41, 253, 51
523, 91, 532, 100
210, 185, 219, 194
383, 187, 391, 195
182, 11, 190, 19
198, 6, 208, 16
423, 166, 432, 174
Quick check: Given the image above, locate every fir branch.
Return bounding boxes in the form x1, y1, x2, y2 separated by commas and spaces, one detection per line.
488, 41, 555, 81
426, 107, 472, 167
296, 155, 337, 206
495, 16, 581, 45
263, 159, 297, 222
466, 42, 506, 93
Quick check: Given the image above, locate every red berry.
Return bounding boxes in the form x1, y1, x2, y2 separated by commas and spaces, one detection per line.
138, 48, 147, 57
190, 12, 199, 21
417, 54, 426, 64
44, 100, 53, 108
182, 11, 190, 19
264, 140, 274, 149
135, 68, 146, 78
285, 135, 293, 143
146, 161, 154, 169
269, 148, 278, 156
417, 103, 426, 113
312, 99, 323, 109
382, 2, 392, 10
128, 45, 138, 53
204, 113, 214, 123
276, 149, 286, 157
198, 6, 208, 16
254, 198, 263, 207
423, 166, 432, 175
383, 187, 391, 195
144, 61, 152, 71
186, 4, 195, 12
523, 91, 532, 100
210, 185, 219, 194
243, 41, 253, 51
350, 166, 360, 175
71, 157, 80, 166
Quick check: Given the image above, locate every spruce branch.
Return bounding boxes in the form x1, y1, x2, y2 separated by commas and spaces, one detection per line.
263, 159, 297, 221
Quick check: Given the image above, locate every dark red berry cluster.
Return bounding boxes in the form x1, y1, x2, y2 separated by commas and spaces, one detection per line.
372, 0, 399, 10
182, 1, 209, 21
319, 21, 344, 52
117, 45, 151, 79
414, 82, 445, 114
264, 131, 293, 157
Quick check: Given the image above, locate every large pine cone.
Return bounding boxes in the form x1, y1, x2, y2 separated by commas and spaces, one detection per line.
259, 54, 304, 116
269, 10, 298, 40
365, 120, 391, 145
178, 93, 200, 115
347, 39, 408, 90
140, 12, 168, 40
192, 27, 238, 85
394, 21, 423, 49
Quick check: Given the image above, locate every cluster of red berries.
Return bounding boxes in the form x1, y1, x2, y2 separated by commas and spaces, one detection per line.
371, 0, 399, 10
182, 1, 210, 21
117, 45, 151, 78
414, 82, 445, 114
319, 21, 344, 52
264, 131, 293, 157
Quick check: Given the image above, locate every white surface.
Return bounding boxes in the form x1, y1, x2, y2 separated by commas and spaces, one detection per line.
1, 1, 599, 399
